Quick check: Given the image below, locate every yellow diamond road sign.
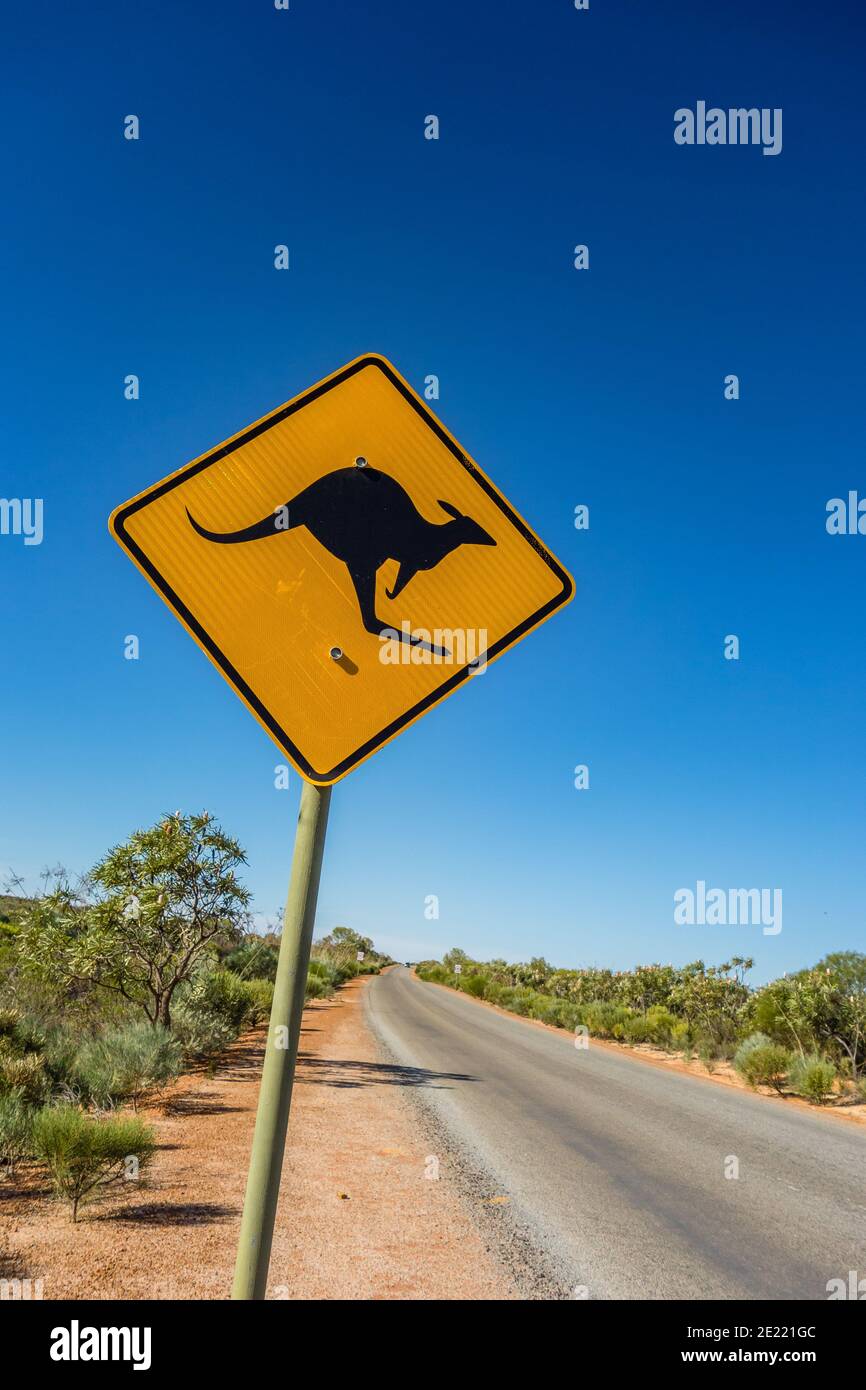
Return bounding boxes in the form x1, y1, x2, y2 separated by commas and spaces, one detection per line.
109, 354, 574, 784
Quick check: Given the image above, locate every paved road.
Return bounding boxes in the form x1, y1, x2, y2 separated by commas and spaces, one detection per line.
366, 967, 866, 1299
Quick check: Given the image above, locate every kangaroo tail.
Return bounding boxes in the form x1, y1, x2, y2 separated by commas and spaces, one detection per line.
186, 506, 292, 544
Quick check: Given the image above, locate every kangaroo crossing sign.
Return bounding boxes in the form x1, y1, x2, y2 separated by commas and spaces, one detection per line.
110, 354, 574, 783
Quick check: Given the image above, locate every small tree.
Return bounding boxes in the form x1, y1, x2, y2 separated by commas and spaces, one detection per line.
16, 813, 250, 1029
32, 1104, 155, 1221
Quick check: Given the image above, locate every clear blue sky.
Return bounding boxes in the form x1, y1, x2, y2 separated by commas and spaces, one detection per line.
2, 1, 863, 983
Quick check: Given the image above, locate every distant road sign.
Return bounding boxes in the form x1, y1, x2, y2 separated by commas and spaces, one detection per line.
110, 354, 573, 783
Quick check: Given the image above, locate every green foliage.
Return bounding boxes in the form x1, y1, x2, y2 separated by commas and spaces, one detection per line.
305, 972, 331, 1000
733, 1034, 792, 1093
32, 1103, 155, 1221
71, 1022, 182, 1109
0, 1091, 35, 1170
749, 955, 866, 1081
170, 1006, 235, 1059
15, 812, 251, 1029
668, 959, 751, 1050
416, 964, 448, 985
223, 939, 279, 982
171, 967, 268, 1057
177, 969, 254, 1032
582, 1002, 633, 1039
790, 1053, 837, 1104
460, 974, 487, 998
241, 978, 274, 1022
0, 1040, 50, 1104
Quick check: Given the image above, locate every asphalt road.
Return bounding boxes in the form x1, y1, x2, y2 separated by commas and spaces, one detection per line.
366, 967, 866, 1300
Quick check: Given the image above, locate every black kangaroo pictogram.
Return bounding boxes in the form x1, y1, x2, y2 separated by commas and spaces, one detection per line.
186, 465, 496, 655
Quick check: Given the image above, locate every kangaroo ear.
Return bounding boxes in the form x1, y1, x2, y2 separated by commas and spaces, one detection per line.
438, 500, 462, 520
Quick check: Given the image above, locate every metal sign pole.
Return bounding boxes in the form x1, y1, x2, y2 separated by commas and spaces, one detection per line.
232, 778, 332, 1300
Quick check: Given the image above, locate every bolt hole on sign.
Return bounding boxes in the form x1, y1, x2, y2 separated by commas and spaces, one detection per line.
109, 354, 574, 783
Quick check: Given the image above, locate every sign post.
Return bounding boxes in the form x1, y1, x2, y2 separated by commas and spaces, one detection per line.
231, 778, 331, 1300
108, 351, 574, 1299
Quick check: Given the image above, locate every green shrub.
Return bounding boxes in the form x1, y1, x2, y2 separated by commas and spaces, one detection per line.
42, 1026, 80, 1089
0, 1043, 50, 1104
305, 972, 331, 1000
0, 1007, 21, 1038
32, 1103, 155, 1221
242, 978, 274, 1022
528, 995, 573, 1027
171, 968, 267, 1057
0, 1091, 35, 1171
623, 1015, 654, 1044
460, 975, 487, 998
482, 981, 506, 1005
223, 939, 280, 982
733, 1034, 792, 1093
790, 1053, 837, 1104
505, 988, 538, 1017
556, 1002, 586, 1032
171, 1006, 235, 1059
417, 964, 448, 985
583, 1002, 632, 1039
645, 1008, 679, 1046
72, 1023, 182, 1110
671, 1020, 691, 1050
621, 1009, 681, 1047
190, 970, 254, 1030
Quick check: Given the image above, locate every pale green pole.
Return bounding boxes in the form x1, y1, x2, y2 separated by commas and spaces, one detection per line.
232, 778, 332, 1300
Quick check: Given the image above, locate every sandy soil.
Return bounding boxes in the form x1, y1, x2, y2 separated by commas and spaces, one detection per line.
0, 976, 513, 1300
421, 976, 866, 1127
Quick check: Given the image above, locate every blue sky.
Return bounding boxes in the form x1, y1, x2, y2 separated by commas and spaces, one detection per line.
2, 1, 863, 983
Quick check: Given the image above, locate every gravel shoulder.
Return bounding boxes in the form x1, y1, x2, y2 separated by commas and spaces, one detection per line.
1, 975, 515, 1301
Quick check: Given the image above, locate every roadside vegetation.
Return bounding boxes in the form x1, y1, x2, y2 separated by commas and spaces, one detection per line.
0, 813, 389, 1220
415, 949, 866, 1109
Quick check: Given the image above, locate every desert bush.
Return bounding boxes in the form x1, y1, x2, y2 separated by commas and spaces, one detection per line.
223, 939, 279, 982
0, 1091, 35, 1171
174, 968, 260, 1045
0, 1007, 21, 1038
790, 1053, 837, 1104
171, 1006, 235, 1059
505, 988, 539, 1017
645, 1008, 679, 1046
556, 1002, 586, 1032
0, 1043, 50, 1104
670, 1020, 691, 1049
42, 1025, 80, 1089
623, 1015, 655, 1044
528, 995, 572, 1027
733, 1034, 792, 1093
583, 1002, 633, 1039
482, 981, 505, 1005
416, 964, 449, 985
71, 1023, 182, 1109
241, 978, 274, 1022
307, 958, 339, 988
305, 972, 331, 1000
32, 1103, 155, 1221
460, 975, 487, 999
